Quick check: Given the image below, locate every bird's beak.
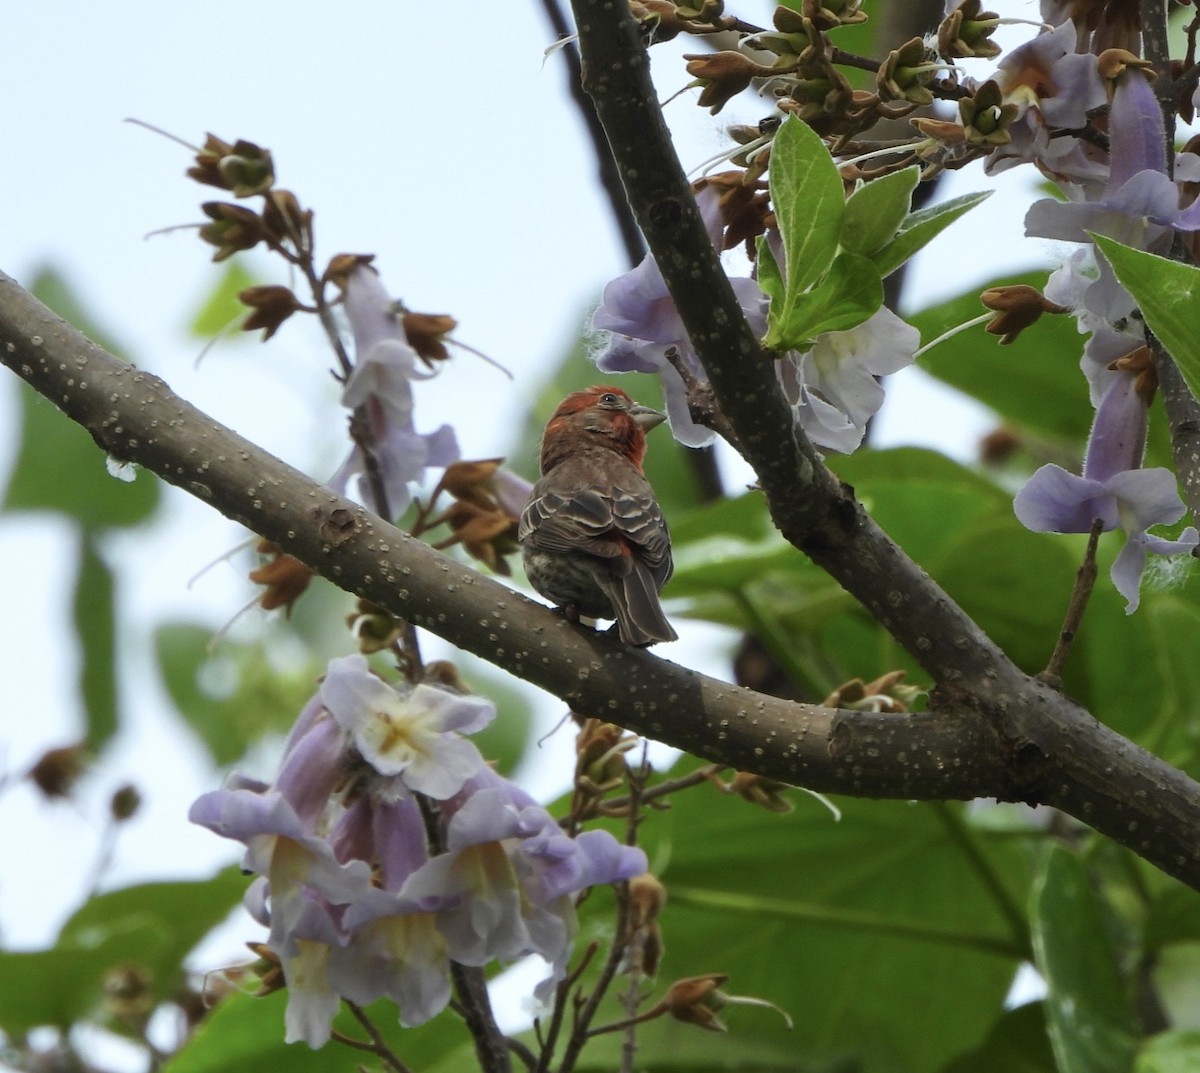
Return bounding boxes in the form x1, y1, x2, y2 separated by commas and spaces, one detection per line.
630, 404, 667, 431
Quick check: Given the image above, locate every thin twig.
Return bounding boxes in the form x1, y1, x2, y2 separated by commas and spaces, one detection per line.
340, 1001, 417, 1073
599, 763, 726, 815
1041, 519, 1104, 684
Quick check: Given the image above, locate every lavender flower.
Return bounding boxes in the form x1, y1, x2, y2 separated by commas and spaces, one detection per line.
1014, 373, 1198, 611
319, 654, 493, 799
329, 263, 459, 517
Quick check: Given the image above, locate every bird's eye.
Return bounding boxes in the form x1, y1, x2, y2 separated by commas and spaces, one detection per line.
600, 392, 620, 406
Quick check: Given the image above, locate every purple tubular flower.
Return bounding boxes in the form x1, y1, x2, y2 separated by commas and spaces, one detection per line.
328, 264, 460, 517
278, 898, 345, 1047
1026, 69, 1200, 321
1014, 373, 1198, 611
592, 186, 768, 447
987, 21, 1107, 184
319, 654, 493, 799
398, 780, 647, 992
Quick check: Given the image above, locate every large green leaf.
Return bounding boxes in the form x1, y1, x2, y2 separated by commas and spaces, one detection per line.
3, 379, 161, 528
0, 919, 167, 1034
932, 515, 1079, 675
163, 989, 467, 1073
603, 779, 1028, 1072
1143, 596, 1200, 771
1030, 845, 1138, 1073
940, 1001, 1056, 1073
155, 622, 322, 767
74, 532, 119, 750
59, 869, 249, 1005
0, 870, 245, 1035
1092, 235, 1200, 402
1136, 1032, 1200, 1073
668, 491, 813, 594
829, 447, 1010, 568
2, 269, 160, 528
909, 272, 1092, 445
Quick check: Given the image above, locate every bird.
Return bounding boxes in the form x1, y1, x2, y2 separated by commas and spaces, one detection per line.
519, 385, 677, 646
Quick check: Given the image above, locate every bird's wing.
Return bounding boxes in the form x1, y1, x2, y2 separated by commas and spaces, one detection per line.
519, 487, 623, 559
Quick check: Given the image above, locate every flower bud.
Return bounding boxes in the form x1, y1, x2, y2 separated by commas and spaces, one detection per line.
239, 285, 303, 341
249, 539, 314, 614
27, 743, 89, 800
937, 0, 1001, 60
110, 783, 142, 822
979, 284, 1067, 345
199, 202, 265, 261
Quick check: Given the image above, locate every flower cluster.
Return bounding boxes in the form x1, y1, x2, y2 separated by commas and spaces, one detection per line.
593, 185, 918, 454
1009, 44, 1200, 610
189, 655, 647, 1046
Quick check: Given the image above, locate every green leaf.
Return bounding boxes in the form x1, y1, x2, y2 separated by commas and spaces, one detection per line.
765, 249, 883, 348
768, 115, 846, 297
163, 989, 467, 1073
74, 532, 118, 750
910, 271, 1093, 444
155, 622, 321, 767
615, 780, 1029, 1072
941, 1002, 1056, 1073
828, 448, 1010, 568
2, 269, 161, 528
1136, 1032, 1200, 1073
668, 491, 820, 594
932, 516, 1078, 675
0, 919, 167, 1034
1030, 844, 1138, 1073
188, 258, 263, 338
59, 869, 250, 1007
841, 166, 919, 258
1144, 597, 1200, 768
2, 379, 161, 529
1144, 886, 1200, 949
874, 189, 992, 279
1093, 234, 1200, 401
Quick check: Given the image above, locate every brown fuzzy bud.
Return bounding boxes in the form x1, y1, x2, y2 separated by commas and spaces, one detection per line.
187, 134, 274, 197
199, 202, 266, 261
661, 974, 731, 1031
110, 783, 142, 822
239, 285, 303, 341
402, 311, 458, 366
249, 539, 315, 614
979, 284, 1067, 345
27, 743, 89, 800
937, 0, 1001, 60
685, 51, 783, 113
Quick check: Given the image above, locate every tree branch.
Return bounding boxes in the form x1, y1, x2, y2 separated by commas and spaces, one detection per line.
4, 271, 1200, 889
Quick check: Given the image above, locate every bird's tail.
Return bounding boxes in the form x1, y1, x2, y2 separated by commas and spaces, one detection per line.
603, 566, 677, 647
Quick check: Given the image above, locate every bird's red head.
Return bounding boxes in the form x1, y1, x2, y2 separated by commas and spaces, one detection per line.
539, 385, 666, 473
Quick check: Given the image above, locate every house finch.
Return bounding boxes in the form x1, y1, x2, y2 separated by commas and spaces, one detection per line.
520, 386, 676, 646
